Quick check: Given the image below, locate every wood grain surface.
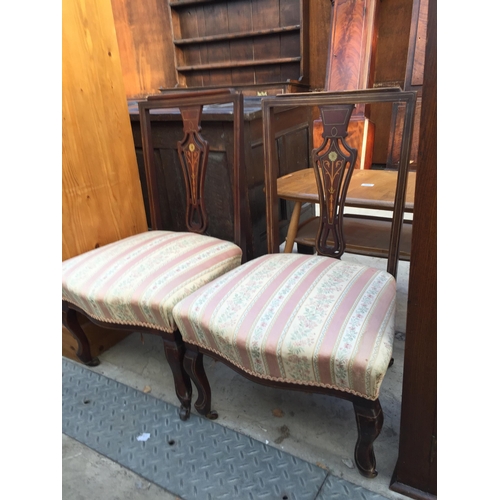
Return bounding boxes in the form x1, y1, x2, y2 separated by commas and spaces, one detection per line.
63, 0, 147, 260
390, 0, 436, 496
111, 0, 178, 97
277, 168, 415, 211
63, 0, 148, 359
326, 0, 379, 92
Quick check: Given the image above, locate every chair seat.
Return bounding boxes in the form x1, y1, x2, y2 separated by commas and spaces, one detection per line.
173, 253, 396, 400
62, 231, 242, 333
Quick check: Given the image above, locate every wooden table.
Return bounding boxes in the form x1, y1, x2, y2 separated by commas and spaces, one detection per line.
277, 168, 416, 257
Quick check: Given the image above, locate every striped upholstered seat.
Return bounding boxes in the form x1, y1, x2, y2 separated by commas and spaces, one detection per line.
62, 230, 242, 334
168, 90, 415, 478
63, 90, 247, 422
173, 253, 396, 400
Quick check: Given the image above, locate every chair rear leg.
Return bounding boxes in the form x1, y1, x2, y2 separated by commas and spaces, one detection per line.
352, 398, 384, 478
161, 331, 193, 421
63, 305, 100, 366
183, 347, 218, 420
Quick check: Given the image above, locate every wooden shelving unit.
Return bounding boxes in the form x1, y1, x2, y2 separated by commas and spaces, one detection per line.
167, 0, 309, 95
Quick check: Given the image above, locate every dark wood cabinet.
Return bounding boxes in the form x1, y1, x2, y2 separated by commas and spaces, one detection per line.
129, 98, 313, 260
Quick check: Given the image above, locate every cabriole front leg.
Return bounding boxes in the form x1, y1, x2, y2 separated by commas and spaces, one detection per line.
161, 331, 192, 421
353, 398, 384, 478
62, 303, 100, 367
183, 347, 218, 420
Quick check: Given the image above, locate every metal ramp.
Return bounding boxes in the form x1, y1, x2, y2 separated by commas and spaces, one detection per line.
62, 358, 389, 500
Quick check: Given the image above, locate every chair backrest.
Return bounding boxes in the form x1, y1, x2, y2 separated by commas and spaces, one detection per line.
262, 87, 417, 277
312, 103, 357, 258
138, 89, 248, 261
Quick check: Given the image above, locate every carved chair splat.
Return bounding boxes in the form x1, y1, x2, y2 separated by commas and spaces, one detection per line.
62, 89, 247, 421
172, 88, 416, 477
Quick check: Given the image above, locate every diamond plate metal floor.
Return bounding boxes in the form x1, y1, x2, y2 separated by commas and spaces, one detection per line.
62, 358, 389, 500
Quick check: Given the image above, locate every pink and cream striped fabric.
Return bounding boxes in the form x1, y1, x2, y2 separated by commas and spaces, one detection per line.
173, 253, 396, 400
62, 231, 242, 333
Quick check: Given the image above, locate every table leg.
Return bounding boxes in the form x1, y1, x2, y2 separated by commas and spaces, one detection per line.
284, 201, 302, 253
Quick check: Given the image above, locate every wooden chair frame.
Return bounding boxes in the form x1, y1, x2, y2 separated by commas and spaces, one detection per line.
265, 88, 417, 279
180, 88, 416, 477
62, 89, 247, 421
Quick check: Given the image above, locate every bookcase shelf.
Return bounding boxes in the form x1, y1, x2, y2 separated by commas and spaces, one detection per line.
173, 24, 301, 46
177, 57, 301, 73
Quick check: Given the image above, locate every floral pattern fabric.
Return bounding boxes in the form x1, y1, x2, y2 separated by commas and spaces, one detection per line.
173, 253, 396, 400
62, 231, 242, 333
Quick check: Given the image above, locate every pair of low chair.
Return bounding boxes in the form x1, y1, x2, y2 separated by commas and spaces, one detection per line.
62, 88, 416, 478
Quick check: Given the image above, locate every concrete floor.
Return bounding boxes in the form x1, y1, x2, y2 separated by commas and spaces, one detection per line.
62, 253, 410, 500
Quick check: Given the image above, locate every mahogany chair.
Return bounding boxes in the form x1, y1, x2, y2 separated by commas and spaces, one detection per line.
172, 88, 416, 477
62, 89, 247, 421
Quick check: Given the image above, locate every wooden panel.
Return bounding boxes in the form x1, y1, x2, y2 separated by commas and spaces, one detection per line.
372, 0, 425, 167
386, 98, 421, 169
372, 0, 413, 86
407, 0, 429, 88
390, 0, 436, 496
370, 0, 414, 165
325, 0, 379, 92
252, 0, 281, 84
278, 0, 304, 84
227, 1, 255, 85
399, 0, 428, 168
63, 0, 148, 260
307, 0, 331, 90
201, 3, 233, 86
322, 0, 379, 169
111, 0, 177, 97
63, 0, 148, 356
